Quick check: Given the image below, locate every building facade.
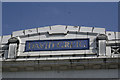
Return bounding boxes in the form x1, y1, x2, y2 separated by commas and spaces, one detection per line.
0, 25, 120, 78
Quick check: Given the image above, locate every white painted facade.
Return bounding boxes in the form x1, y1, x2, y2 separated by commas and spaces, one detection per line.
0, 25, 119, 78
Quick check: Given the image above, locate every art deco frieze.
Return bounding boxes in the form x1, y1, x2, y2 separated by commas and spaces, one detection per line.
0, 25, 119, 61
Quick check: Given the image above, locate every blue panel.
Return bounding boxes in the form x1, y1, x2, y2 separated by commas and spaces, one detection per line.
25, 38, 89, 52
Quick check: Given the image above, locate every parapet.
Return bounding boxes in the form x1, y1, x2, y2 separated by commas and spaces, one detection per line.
0, 25, 119, 61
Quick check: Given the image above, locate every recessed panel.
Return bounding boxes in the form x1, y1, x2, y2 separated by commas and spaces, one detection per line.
25, 38, 89, 52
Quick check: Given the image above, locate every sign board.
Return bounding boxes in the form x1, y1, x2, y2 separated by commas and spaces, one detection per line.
25, 39, 89, 52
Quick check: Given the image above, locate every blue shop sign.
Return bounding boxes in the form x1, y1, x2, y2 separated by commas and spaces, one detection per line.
25, 38, 89, 52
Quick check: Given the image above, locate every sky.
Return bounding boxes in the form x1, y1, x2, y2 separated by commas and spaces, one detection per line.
2, 2, 118, 35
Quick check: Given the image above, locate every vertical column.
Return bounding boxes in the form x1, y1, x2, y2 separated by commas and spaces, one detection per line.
7, 37, 19, 59
98, 40, 106, 56
106, 46, 111, 57
8, 43, 17, 59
